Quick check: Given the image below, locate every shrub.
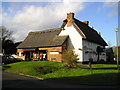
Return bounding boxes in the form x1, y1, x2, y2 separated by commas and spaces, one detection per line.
34, 65, 59, 74
62, 49, 79, 67
33, 62, 63, 74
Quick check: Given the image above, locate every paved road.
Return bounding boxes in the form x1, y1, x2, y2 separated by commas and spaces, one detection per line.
2, 71, 120, 89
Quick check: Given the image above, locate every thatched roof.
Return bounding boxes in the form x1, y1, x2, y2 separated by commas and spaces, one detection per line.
17, 28, 68, 49
61, 18, 108, 46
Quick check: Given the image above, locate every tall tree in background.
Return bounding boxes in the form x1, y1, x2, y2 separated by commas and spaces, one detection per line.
0, 26, 16, 54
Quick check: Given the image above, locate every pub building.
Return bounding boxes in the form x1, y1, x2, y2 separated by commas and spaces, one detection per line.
22, 49, 47, 61
17, 13, 107, 63
17, 28, 68, 62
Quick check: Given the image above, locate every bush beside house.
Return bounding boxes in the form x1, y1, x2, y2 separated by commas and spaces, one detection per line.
62, 49, 79, 67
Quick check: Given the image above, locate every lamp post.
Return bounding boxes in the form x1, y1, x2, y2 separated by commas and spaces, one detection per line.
114, 28, 119, 69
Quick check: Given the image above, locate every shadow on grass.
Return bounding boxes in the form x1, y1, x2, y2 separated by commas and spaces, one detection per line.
46, 73, 120, 86
2, 65, 11, 71
2, 71, 120, 89
79, 67, 118, 70
77, 66, 118, 70
92, 67, 118, 70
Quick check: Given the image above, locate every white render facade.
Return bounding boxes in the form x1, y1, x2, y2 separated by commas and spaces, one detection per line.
59, 25, 83, 62
17, 13, 107, 63
82, 40, 106, 62
59, 25, 106, 62
59, 13, 107, 63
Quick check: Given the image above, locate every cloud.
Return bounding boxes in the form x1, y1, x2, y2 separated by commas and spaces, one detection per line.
2, 0, 120, 2
97, 2, 118, 17
2, 2, 84, 42
103, 1, 118, 17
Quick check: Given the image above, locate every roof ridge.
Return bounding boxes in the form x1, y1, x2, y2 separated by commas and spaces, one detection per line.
74, 18, 98, 32
30, 28, 61, 34
73, 18, 107, 46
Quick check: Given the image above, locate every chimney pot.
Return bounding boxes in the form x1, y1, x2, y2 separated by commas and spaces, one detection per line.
98, 32, 101, 36
83, 21, 89, 25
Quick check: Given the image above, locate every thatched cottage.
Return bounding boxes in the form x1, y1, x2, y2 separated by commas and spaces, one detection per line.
17, 13, 107, 63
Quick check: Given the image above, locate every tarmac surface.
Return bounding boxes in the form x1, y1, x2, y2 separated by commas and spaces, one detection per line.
2, 71, 120, 89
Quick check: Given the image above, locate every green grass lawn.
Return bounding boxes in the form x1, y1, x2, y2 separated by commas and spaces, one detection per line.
2, 61, 120, 85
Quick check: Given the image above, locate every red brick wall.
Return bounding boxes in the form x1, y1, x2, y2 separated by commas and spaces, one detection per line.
38, 46, 62, 62
17, 41, 68, 62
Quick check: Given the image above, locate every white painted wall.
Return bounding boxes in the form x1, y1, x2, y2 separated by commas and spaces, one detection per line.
83, 40, 98, 62
59, 25, 106, 62
59, 25, 83, 62
83, 40, 106, 62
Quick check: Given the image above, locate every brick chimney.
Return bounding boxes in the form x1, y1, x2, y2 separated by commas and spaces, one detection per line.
67, 13, 74, 27
83, 21, 89, 25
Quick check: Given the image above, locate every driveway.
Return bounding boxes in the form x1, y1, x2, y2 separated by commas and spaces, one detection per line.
2, 71, 120, 89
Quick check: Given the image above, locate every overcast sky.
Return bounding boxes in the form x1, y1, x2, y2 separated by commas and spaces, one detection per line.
1, 0, 119, 46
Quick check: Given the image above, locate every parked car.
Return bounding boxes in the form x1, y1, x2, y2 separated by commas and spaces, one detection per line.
0, 55, 23, 65
12, 54, 25, 60
114, 57, 120, 61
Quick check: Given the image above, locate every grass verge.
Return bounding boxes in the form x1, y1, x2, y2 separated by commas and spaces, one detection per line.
2, 61, 120, 85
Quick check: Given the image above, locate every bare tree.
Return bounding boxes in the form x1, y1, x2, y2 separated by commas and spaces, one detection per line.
0, 26, 14, 54
0, 26, 13, 41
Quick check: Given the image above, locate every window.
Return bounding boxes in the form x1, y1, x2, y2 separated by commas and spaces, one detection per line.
88, 43, 92, 46
50, 52, 59, 54
51, 58, 57, 60
85, 51, 89, 54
